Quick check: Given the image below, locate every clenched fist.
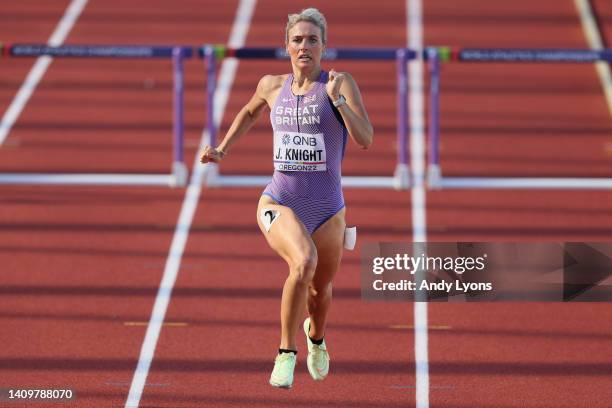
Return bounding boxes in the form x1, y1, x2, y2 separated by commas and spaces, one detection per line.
199, 146, 226, 163
326, 69, 345, 101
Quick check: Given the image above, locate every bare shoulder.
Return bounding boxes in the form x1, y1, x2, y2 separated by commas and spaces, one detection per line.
257, 74, 287, 96
259, 74, 287, 87
256, 74, 288, 106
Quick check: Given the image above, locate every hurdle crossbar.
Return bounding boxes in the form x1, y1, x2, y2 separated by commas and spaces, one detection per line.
201, 45, 418, 190
0, 44, 192, 187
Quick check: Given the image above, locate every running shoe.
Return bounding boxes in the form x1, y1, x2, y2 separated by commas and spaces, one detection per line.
303, 317, 329, 380
269, 352, 296, 389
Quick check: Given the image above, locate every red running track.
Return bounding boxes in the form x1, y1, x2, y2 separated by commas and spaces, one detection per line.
425, 1, 612, 407
1, 1, 612, 407
0, 1, 238, 406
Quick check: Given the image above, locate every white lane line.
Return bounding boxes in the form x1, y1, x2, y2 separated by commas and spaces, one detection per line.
0, 0, 89, 145
574, 0, 612, 116
408, 0, 427, 243
407, 0, 430, 407
123, 1, 257, 407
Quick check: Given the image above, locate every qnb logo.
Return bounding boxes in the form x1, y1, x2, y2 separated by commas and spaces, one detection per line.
291, 135, 317, 146
282, 134, 291, 145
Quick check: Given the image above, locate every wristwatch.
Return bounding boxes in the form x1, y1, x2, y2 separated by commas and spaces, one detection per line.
332, 95, 346, 107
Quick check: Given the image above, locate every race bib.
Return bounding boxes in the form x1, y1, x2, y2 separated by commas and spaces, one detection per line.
273, 131, 326, 172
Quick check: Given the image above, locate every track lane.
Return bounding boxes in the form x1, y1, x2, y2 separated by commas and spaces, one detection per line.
426, 0, 612, 178
139, 1, 421, 407
425, 1, 612, 407
0, 185, 188, 406
0, 1, 237, 406
140, 188, 417, 408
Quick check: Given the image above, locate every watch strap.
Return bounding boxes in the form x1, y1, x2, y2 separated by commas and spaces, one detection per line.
332, 95, 346, 107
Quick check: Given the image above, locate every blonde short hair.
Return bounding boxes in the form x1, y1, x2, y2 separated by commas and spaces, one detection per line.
286, 8, 327, 45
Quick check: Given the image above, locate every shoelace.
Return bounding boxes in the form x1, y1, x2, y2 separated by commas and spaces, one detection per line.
310, 345, 329, 364
275, 353, 296, 363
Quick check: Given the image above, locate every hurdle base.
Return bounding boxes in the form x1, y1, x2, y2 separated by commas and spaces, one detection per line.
199, 162, 219, 186
427, 164, 442, 189
171, 161, 189, 187
393, 163, 411, 190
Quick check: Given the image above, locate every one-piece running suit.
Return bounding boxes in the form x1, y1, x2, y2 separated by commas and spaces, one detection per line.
262, 70, 348, 234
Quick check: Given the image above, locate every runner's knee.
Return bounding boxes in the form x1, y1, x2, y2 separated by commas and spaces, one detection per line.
289, 251, 318, 285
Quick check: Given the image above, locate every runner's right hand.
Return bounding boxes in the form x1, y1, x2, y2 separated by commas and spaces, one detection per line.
199, 146, 226, 163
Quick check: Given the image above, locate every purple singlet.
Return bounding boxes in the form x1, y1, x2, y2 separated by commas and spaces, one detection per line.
263, 70, 348, 234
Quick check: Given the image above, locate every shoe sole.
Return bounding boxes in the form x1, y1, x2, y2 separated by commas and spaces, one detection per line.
269, 379, 292, 389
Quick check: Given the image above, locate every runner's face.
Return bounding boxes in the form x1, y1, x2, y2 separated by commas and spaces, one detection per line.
287, 21, 324, 70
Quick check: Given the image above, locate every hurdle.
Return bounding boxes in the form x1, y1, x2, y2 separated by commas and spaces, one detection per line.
200, 45, 417, 190
426, 47, 612, 190
0, 44, 192, 187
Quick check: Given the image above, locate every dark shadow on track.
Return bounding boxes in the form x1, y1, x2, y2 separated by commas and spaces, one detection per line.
0, 285, 362, 299
3, 311, 612, 340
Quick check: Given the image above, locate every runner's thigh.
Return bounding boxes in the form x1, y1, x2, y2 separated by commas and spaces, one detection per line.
256, 195, 316, 265
311, 207, 345, 285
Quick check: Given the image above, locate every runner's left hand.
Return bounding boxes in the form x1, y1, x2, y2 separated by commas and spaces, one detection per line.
326, 69, 345, 101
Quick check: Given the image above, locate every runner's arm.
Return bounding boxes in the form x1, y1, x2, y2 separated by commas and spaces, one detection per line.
328, 71, 373, 149
200, 75, 272, 163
